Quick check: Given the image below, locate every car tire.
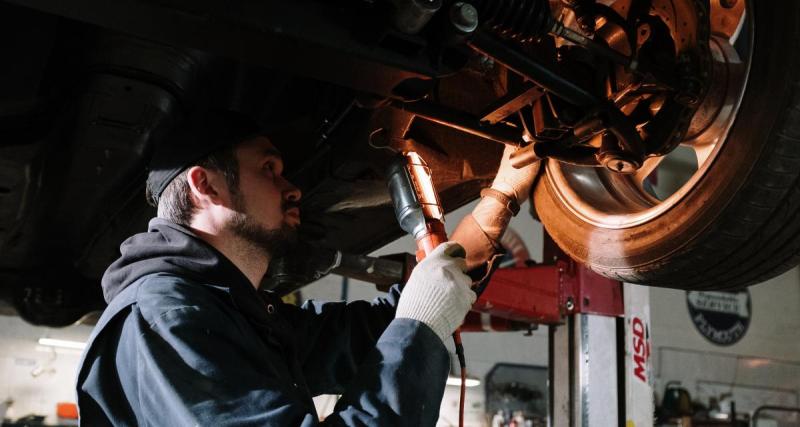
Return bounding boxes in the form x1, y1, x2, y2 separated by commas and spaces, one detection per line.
533, 0, 800, 289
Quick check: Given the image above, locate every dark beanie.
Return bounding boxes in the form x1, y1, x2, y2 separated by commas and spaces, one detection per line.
146, 109, 263, 205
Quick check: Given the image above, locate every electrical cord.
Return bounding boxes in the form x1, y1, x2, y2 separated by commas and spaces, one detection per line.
453, 330, 466, 427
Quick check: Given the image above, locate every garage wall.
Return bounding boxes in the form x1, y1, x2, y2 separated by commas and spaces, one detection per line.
649, 268, 800, 414
0, 315, 93, 424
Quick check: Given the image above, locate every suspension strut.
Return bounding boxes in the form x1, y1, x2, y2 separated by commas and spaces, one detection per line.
467, 0, 630, 66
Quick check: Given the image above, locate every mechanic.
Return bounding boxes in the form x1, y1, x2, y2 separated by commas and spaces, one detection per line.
75, 110, 538, 426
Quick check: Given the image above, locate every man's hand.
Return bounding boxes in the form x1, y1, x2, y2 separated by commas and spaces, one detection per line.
472, 144, 541, 239
450, 145, 541, 271
491, 144, 541, 206
395, 242, 476, 343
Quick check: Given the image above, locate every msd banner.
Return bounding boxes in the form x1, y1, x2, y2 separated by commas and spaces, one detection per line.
632, 316, 650, 383
625, 284, 653, 427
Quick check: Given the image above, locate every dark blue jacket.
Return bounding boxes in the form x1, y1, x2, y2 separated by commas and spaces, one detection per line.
76, 219, 449, 426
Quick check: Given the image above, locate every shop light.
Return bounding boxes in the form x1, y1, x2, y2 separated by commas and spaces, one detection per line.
446, 375, 481, 388
38, 338, 87, 350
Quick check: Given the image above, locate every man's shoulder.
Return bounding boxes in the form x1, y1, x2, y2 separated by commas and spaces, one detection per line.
133, 273, 233, 325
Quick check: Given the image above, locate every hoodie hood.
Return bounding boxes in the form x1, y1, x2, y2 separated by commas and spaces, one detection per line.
101, 218, 253, 303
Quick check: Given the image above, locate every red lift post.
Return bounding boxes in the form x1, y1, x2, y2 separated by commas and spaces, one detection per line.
460, 234, 653, 427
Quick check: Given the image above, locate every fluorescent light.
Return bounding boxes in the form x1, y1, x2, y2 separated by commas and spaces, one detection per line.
446, 376, 481, 388
38, 338, 86, 350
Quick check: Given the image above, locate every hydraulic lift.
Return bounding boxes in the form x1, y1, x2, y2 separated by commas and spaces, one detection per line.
266, 232, 655, 427
462, 236, 654, 427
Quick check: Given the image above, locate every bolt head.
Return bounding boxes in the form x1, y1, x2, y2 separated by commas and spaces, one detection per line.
599, 153, 640, 174
609, 159, 636, 173
675, 80, 702, 106
449, 2, 479, 33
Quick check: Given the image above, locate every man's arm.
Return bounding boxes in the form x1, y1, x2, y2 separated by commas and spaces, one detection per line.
134, 290, 449, 426
452, 145, 541, 270
278, 286, 401, 396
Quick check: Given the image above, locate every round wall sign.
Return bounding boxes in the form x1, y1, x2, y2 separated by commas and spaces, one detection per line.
686, 290, 751, 346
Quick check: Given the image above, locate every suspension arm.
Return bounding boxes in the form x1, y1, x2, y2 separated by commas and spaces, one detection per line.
468, 30, 600, 107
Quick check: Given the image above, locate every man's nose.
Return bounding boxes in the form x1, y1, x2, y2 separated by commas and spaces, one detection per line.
282, 178, 301, 202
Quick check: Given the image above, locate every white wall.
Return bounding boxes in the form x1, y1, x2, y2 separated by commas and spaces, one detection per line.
650, 268, 800, 414
0, 315, 93, 424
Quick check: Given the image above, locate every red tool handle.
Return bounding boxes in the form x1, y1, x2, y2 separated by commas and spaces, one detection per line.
415, 220, 448, 261
413, 219, 466, 427
389, 151, 466, 427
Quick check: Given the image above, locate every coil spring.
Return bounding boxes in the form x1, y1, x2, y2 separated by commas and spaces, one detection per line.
470, 0, 554, 43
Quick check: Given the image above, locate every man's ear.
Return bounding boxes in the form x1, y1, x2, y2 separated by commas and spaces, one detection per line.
186, 166, 227, 207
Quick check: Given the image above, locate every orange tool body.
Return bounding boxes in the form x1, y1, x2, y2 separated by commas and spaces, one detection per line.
386, 151, 467, 427
400, 152, 448, 261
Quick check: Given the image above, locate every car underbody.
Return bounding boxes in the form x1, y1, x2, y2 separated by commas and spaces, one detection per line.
0, 0, 773, 325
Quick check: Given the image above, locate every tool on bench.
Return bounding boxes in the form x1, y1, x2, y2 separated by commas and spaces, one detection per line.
386, 151, 469, 427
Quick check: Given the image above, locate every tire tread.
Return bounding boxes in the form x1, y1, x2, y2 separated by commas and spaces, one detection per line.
620, 74, 800, 289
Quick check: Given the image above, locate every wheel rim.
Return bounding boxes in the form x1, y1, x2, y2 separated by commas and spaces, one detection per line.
546, 0, 753, 229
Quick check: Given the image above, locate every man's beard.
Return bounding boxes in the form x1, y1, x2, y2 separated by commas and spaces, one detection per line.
226, 194, 299, 258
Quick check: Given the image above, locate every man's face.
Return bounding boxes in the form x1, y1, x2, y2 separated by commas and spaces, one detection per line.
224, 136, 301, 257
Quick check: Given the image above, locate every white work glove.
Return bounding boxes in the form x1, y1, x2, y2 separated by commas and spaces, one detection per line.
491, 144, 541, 205
395, 242, 476, 343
